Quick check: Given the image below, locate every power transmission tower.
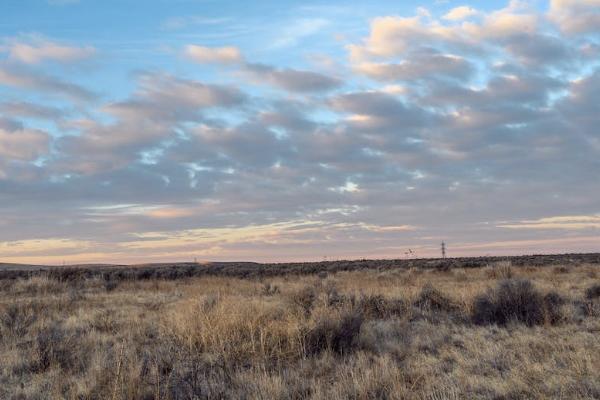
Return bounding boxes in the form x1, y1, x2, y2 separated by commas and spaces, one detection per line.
441, 242, 446, 259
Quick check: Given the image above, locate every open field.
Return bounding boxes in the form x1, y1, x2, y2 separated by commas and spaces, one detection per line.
1, 257, 599, 399
2, 253, 599, 280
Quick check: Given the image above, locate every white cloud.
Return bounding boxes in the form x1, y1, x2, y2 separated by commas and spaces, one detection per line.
443, 6, 479, 21
499, 215, 600, 230
1, 36, 95, 64
548, 0, 600, 34
184, 45, 243, 64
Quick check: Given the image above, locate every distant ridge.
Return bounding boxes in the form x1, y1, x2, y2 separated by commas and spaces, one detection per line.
1, 253, 599, 281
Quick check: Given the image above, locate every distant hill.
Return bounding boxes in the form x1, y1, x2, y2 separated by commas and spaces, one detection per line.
1, 253, 599, 281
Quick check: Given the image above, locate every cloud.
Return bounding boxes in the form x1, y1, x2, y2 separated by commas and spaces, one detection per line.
499, 215, 600, 230
162, 16, 231, 30
2, 1, 600, 262
0, 118, 49, 177
1, 36, 95, 65
243, 63, 342, 92
0, 64, 97, 101
348, 4, 539, 65
443, 6, 479, 21
503, 33, 572, 66
184, 45, 243, 64
270, 18, 330, 49
0, 101, 66, 120
354, 49, 473, 81
548, 0, 600, 34
50, 72, 247, 174
112, 72, 247, 117
182, 45, 341, 93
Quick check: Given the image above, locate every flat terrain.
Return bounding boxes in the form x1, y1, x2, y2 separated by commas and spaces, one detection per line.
2, 252, 599, 279
0, 256, 599, 399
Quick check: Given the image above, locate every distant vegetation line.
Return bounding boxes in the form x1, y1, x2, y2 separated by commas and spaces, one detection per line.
1, 253, 599, 281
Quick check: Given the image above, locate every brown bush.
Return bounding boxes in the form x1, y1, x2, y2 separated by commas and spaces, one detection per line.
472, 279, 563, 326
34, 324, 91, 373
485, 261, 513, 280
290, 286, 317, 316
356, 294, 406, 320
305, 311, 364, 356
585, 284, 600, 299
0, 303, 37, 338
261, 282, 280, 296
413, 284, 459, 313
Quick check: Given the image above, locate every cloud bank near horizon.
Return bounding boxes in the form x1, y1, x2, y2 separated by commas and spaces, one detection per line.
0, 0, 599, 264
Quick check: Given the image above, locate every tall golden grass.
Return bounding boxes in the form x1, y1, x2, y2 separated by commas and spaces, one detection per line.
0, 263, 598, 399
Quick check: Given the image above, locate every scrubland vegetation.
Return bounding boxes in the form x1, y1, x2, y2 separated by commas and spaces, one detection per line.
1, 260, 599, 399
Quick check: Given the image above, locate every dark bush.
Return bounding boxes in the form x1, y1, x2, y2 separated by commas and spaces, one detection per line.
0, 303, 37, 337
35, 324, 90, 373
543, 291, 565, 324
317, 271, 328, 279
472, 279, 563, 326
413, 284, 459, 313
48, 268, 86, 282
553, 266, 569, 274
305, 312, 363, 355
356, 294, 406, 319
290, 286, 317, 316
585, 284, 600, 299
104, 279, 119, 292
324, 283, 349, 308
577, 299, 600, 318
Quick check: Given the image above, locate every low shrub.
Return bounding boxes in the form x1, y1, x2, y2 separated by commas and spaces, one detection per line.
0, 303, 37, 338
356, 294, 406, 319
577, 300, 600, 318
543, 291, 565, 324
261, 282, 280, 296
585, 284, 600, 299
472, 279, 563, 326
34, 324, 90, 373
485, 261, 513, 280
413, 284, 459, 313
305, 311, 363, 355
553, 266, 569, 274
290, 286, 317, 316
324, 283, 349, 308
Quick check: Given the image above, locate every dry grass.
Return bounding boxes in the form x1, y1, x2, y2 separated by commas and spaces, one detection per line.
0, 264, 599, 399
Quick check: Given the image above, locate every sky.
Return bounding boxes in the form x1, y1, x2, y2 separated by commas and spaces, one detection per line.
0, 0, 599, 264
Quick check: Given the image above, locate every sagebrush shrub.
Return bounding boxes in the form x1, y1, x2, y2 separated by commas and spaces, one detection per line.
261, 282, 280, 296
413, 284, 458, 313
543, 291, 565, 324
585, 284, 600, 299
553, 266, 569, 274
35, 324, 90, 373
104, 279, 118, 292
356, 294, 406, 319
485, 261, 513, 280
0, 303, 37, 338
472, 279, 563, 326
290, 286, 317, 316
305, 311, 363, 355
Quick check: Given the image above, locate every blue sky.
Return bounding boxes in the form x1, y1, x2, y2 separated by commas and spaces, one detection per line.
0, 0, 599, 264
